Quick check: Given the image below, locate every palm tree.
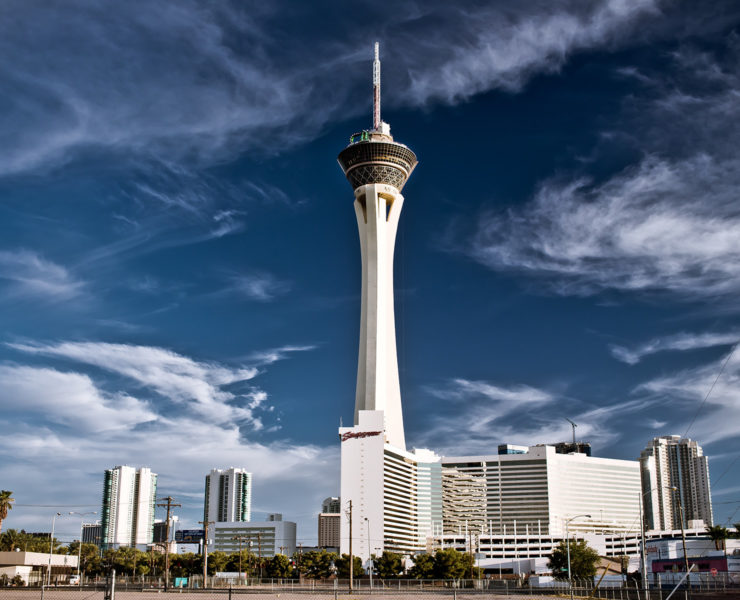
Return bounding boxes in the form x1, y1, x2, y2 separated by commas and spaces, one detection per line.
0, 491, 14, 534
705, 525, 729, 551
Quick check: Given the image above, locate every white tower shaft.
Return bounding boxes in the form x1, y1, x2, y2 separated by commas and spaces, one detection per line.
354, 182, 405, 450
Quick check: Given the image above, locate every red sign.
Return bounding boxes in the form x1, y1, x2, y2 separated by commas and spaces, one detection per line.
340, 430, 383, 442
711, 568, 718, 576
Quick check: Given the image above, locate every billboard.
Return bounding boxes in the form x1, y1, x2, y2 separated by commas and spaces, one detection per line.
175, 529, 205, 543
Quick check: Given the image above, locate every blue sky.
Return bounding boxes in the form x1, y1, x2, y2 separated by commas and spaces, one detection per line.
2, 0, 740, 545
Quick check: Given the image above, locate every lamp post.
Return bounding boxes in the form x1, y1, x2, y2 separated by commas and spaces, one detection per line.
69, 511, 97, 583
47, 512, 62, 586
565, 514, 591, 600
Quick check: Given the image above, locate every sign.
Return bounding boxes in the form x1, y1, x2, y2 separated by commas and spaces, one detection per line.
711, 568, 718, 576
174, 578, 188, 588
175, 529, 204, 543
215, 572, 240, 579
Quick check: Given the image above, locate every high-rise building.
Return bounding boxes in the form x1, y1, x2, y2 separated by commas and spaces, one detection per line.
338, 43, 427, 560
81, 523, 102, 545
203, 468, 252, 524
318, 496, 341, 547
321, 497, 340, 514
640, 435, 713, 531
318, 513, 340, 548
101, 466, 157, 548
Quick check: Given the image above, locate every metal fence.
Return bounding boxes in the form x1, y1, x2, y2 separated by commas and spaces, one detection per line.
0, 574, 738, 600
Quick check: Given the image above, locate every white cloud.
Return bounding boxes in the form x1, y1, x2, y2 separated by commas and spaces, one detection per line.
401, 0, 659, 105
466, 154, 740, 298
0, 0, 670, 177
8, 341, 262, 426
248, 345, 318, 366
0, 250, 84, 301
0, 340, 335, 540
634, 348, 740, 444
228, 272, 291, 302
415, 378, 630, 455
611, 331, 740, 364
456, 36, 740, 302
0, 365, 156, 432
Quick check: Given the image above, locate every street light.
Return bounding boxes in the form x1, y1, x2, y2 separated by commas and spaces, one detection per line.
47, 512, 62, 586
565, 514, 591, 600
69, 511, 97, 583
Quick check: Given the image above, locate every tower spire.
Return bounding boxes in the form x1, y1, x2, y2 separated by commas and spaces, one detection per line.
373, 42, 381, 131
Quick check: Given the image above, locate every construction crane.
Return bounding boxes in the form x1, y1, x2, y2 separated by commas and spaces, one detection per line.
564, 417, 577, 446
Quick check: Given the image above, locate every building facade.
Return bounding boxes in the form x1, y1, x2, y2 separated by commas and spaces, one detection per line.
640, 436, 713, 530
101, 465, 157, 548
212, 519, 296, 557
318, 513, 340, 548
321, 497, 340, 514
442, 445, 642, 536
204, 468, 252, 524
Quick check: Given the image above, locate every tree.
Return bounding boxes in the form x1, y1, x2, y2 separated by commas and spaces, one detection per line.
0, 492, 14, 534
432, 548, 470, 580
706, 525, 730, 551
294, 550, 337, 579
408, 553, 434, 579
334, 553, 364, 578
265, 554, 293, 578
733, 523, 740, 539
548, 540, 600, 581
374, 551, 403, 578
206, 551, 229, 576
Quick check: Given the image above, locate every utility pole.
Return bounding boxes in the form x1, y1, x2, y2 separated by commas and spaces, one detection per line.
198, 520, 215, 587
347, 500, 353, 591
156, 497, 181, 592
256, 532, 263, 579
468, 530, 475, 580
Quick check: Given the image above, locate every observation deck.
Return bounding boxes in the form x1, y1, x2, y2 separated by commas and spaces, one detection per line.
337, 129, 418, 191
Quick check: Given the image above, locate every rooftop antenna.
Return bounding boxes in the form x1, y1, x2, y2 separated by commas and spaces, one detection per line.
373, 42, 381, 131
564, 417, 577, 446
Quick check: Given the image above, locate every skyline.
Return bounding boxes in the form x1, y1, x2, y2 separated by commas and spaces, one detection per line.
2, 0, 740, 545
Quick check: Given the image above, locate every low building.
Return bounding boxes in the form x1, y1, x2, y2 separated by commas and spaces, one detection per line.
212, 519, 296, 557
0, 551, 78, 585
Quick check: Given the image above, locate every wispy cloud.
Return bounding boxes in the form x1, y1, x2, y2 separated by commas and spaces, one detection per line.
0, 250, 84, 301
414, 378, 637, 455
634, 349, 740, 444
400, 0, 660, 105
457, 38, 740, 301
226, 272, 292, 302
0, 0, 681, 178
611, 331, 740, 364
248, 345, 317, 366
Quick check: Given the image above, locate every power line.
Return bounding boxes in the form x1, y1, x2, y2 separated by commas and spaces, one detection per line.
683, 342, 737, 438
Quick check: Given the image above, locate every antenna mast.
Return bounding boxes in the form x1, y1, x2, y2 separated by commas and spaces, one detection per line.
373, 42, 381, 130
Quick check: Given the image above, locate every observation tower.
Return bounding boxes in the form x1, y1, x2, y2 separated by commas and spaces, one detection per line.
338, 43, 417, 451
